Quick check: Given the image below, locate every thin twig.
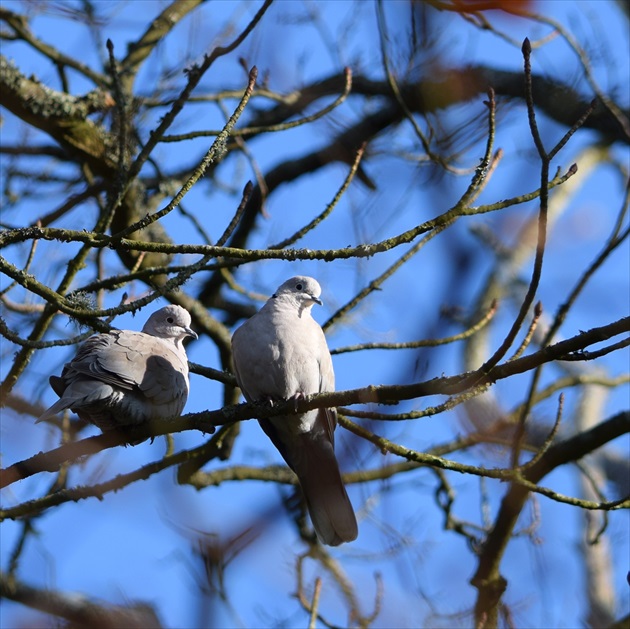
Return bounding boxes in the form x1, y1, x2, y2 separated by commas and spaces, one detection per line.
111, 67, 258, 240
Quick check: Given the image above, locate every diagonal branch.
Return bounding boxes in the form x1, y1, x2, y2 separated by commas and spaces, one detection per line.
120, 0, 204, 91
471, 410, 630, 625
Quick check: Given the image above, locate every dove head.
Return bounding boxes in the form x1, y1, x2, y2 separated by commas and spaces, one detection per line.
272, 276, 323, 312
142, 305, 198, 344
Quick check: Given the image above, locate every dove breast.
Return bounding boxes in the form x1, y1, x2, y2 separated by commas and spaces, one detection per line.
233, 306, 331, 414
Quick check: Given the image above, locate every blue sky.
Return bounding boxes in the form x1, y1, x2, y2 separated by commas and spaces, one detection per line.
1, 1, 629, 627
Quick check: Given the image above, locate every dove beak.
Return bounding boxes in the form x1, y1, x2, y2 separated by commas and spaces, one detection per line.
184, 327, 198, 340
310, 294, 323, 306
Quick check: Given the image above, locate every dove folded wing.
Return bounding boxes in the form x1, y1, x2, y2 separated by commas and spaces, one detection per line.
63, 332, 145, 390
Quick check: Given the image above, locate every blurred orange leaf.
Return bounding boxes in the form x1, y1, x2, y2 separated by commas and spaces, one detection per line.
429, 0, 535, 15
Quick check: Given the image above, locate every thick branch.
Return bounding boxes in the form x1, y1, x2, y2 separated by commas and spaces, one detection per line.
245, 68, 629, 145
471, 411, 630, 623
0, 55, 116, 175
0, 572, 163, 628
2, 315, 627, 489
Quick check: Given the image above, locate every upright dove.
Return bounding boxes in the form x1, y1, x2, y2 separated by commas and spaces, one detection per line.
38, 305, 197, 432
231, 276, 358, 546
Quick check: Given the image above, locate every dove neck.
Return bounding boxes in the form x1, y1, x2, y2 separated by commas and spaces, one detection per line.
145, 331, 185, 351
266, 295, 313, 319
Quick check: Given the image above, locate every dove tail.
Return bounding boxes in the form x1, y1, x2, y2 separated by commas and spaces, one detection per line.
36, 378, 114, 424
37, 398, 73, 423
296, 434, 358, 546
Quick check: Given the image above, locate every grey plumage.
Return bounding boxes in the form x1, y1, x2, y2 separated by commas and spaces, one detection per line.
38, 305, 197, 431
231, 276, 358, 545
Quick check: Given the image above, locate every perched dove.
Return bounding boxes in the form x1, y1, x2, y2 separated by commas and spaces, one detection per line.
38, 305, 197, 432
231, 276, 358, 546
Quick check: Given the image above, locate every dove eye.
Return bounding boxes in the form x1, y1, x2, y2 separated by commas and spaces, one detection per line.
167, 317, 174, 324
295, 283, 303, 291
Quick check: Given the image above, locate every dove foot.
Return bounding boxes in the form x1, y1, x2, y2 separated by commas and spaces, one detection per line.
257, 395, 277, 408
288, 392, 306, 412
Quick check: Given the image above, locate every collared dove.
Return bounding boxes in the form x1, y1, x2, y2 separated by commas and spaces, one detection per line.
38, 305, 197, 432
231, 276, 358, 546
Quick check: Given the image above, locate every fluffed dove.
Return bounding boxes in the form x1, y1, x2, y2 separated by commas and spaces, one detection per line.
38, 305, 197, 432
231, 276, 358, 545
